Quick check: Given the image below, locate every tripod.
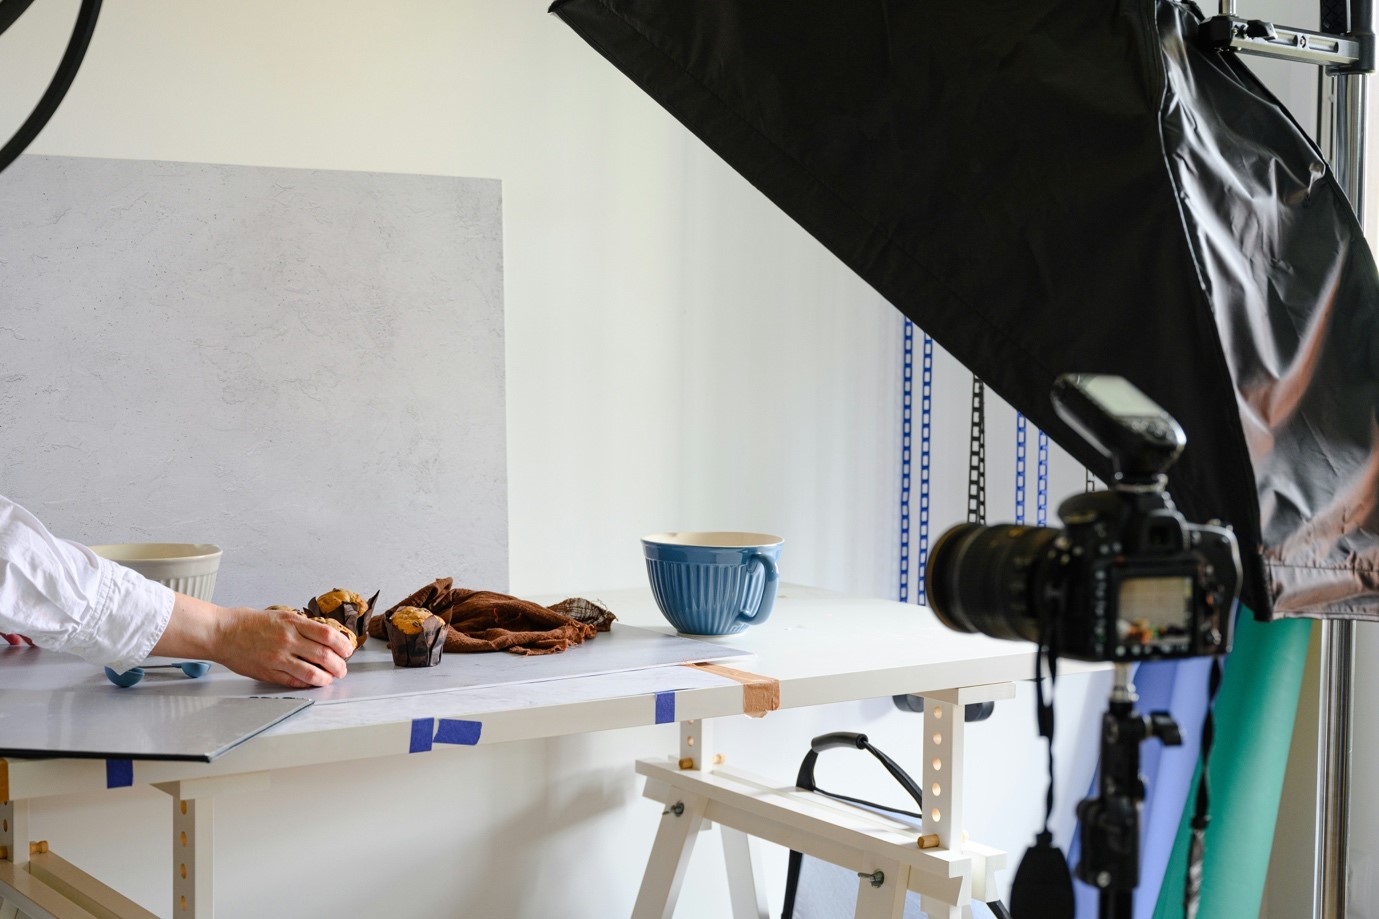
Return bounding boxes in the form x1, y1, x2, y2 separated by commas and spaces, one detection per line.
1074, 663, 1183, 919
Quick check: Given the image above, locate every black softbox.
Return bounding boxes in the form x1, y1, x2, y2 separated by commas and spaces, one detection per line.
551, 0, 1379, 620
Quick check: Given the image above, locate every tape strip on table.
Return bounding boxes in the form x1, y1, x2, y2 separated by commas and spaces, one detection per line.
688, 662, 780, 717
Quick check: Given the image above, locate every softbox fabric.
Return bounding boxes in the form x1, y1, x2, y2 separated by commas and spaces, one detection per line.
551, 0, 1379, 620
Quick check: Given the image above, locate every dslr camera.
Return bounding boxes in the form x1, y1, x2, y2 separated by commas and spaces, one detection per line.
925, 374, 1239, 662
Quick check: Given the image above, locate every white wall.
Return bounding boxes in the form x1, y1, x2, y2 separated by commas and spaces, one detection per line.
0, 1, 1173, 916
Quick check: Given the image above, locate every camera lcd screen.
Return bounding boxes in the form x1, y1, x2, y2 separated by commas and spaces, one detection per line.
1081, 375, 1166, 418
1118, 576, 1193, 646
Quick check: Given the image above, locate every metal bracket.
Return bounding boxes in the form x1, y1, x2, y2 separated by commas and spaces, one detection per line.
1200, 15, 1370, 69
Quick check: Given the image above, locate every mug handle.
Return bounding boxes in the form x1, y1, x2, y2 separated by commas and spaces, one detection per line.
736, 551, 780, 626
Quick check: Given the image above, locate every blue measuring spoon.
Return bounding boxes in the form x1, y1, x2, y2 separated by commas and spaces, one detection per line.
104, 661, 212, 688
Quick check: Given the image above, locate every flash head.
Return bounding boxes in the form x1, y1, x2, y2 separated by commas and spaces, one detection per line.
1051, 374, 1186, 485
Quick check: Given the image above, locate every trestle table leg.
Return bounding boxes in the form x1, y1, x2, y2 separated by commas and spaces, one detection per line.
0, 799, 29, 919
170, 795, 211, 919
720, 827, 768, 919
155, 772, 269, 919
1, 800, 30, 870
631, 791, 709, 919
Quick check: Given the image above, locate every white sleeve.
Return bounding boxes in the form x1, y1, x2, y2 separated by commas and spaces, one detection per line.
0, 495, 176, 673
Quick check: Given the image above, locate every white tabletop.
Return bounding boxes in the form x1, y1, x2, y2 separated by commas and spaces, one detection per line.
0, 585, 1052, 801
593, 584, 1042, 705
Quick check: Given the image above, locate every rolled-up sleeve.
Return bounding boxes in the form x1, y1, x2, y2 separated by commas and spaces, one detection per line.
0, 496, 175, 673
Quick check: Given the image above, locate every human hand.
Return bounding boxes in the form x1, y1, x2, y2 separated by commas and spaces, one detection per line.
1, 633, 34, 647
211, 607, 356, 688
152, 597, 355, 689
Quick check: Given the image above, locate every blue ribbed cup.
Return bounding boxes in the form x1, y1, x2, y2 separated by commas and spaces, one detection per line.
642, 532, 783, 635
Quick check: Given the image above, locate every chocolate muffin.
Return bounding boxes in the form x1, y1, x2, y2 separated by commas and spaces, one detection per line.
384, 606, 445, 667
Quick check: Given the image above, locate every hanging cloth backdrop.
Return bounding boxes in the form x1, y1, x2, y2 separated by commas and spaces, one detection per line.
551, 0, 1379, 620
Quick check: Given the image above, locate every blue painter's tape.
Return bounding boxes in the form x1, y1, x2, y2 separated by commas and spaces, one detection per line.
106, 758, 133, 788
655, 691, 676, 724
434, 719, 482, 746
409, 718, 435, 753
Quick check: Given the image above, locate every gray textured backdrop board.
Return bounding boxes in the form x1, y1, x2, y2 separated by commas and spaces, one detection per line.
0, 155, 507, 603
0, 684, 311, 762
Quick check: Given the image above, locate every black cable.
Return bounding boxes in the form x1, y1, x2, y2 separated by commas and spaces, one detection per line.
810, 786, 923, 822
785, 736, 1013, 919
0, 0, 102, 178
0, 0, 40, 38
988, 900, 1014, 919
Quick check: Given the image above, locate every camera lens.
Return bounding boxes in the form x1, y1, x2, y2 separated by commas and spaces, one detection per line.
924, 523, 1061, 643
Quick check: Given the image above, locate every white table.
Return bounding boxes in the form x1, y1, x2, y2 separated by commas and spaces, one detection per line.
0, 585, 1064, 919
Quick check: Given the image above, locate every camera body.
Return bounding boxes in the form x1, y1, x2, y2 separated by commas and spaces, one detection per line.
924, 374, 1239, 663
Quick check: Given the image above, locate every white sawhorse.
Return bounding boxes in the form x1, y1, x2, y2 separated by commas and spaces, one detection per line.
0, 773, 267, 919
633, 683, 1013, 919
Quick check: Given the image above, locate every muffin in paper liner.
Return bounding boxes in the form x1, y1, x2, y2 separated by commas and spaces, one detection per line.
384, 606, 446, 667
305, 589, 379, 649
309, 616, 359, 653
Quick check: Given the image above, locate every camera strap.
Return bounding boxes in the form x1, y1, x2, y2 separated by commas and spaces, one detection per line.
1009, 621, 1075, 919
1184, 656, 1224, 919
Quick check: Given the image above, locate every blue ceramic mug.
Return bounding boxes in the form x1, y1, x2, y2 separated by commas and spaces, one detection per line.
642, 532, 783, 636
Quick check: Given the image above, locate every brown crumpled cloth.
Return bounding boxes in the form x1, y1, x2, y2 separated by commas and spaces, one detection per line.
366, 578, 616, 655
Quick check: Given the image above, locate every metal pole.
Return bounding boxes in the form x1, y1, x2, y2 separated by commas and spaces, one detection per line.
1315, 621, 1355, 919
1314, 64, 1367, 919
1216, 9, 1368, 916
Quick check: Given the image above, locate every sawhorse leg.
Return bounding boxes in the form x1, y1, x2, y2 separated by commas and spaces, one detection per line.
636, 718, 770, 919
635, 685, 1013, 919
631, 790, 709, 919
0, 799, 29, 919
721, 827, 768, 919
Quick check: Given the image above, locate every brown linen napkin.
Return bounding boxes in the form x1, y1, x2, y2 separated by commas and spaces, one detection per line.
366, 578, 615, 655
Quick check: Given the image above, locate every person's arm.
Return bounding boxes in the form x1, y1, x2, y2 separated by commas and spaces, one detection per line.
152, 595, 354, 688
0, 493, 353, 687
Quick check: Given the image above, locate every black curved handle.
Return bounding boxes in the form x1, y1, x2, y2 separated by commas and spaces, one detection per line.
785, 732, 926, 919
0, 0, 40, 37
864, 742, 926, 812
811, 731, 868, 752
796, 731, 924, 812
0, 0, 103, 177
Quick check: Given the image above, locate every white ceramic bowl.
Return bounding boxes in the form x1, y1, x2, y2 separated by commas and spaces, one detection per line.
89, 543, 222, 601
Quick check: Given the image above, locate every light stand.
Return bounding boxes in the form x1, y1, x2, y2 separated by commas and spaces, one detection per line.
1202, 7, 1372, 914
1074, 662, 1183, 919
